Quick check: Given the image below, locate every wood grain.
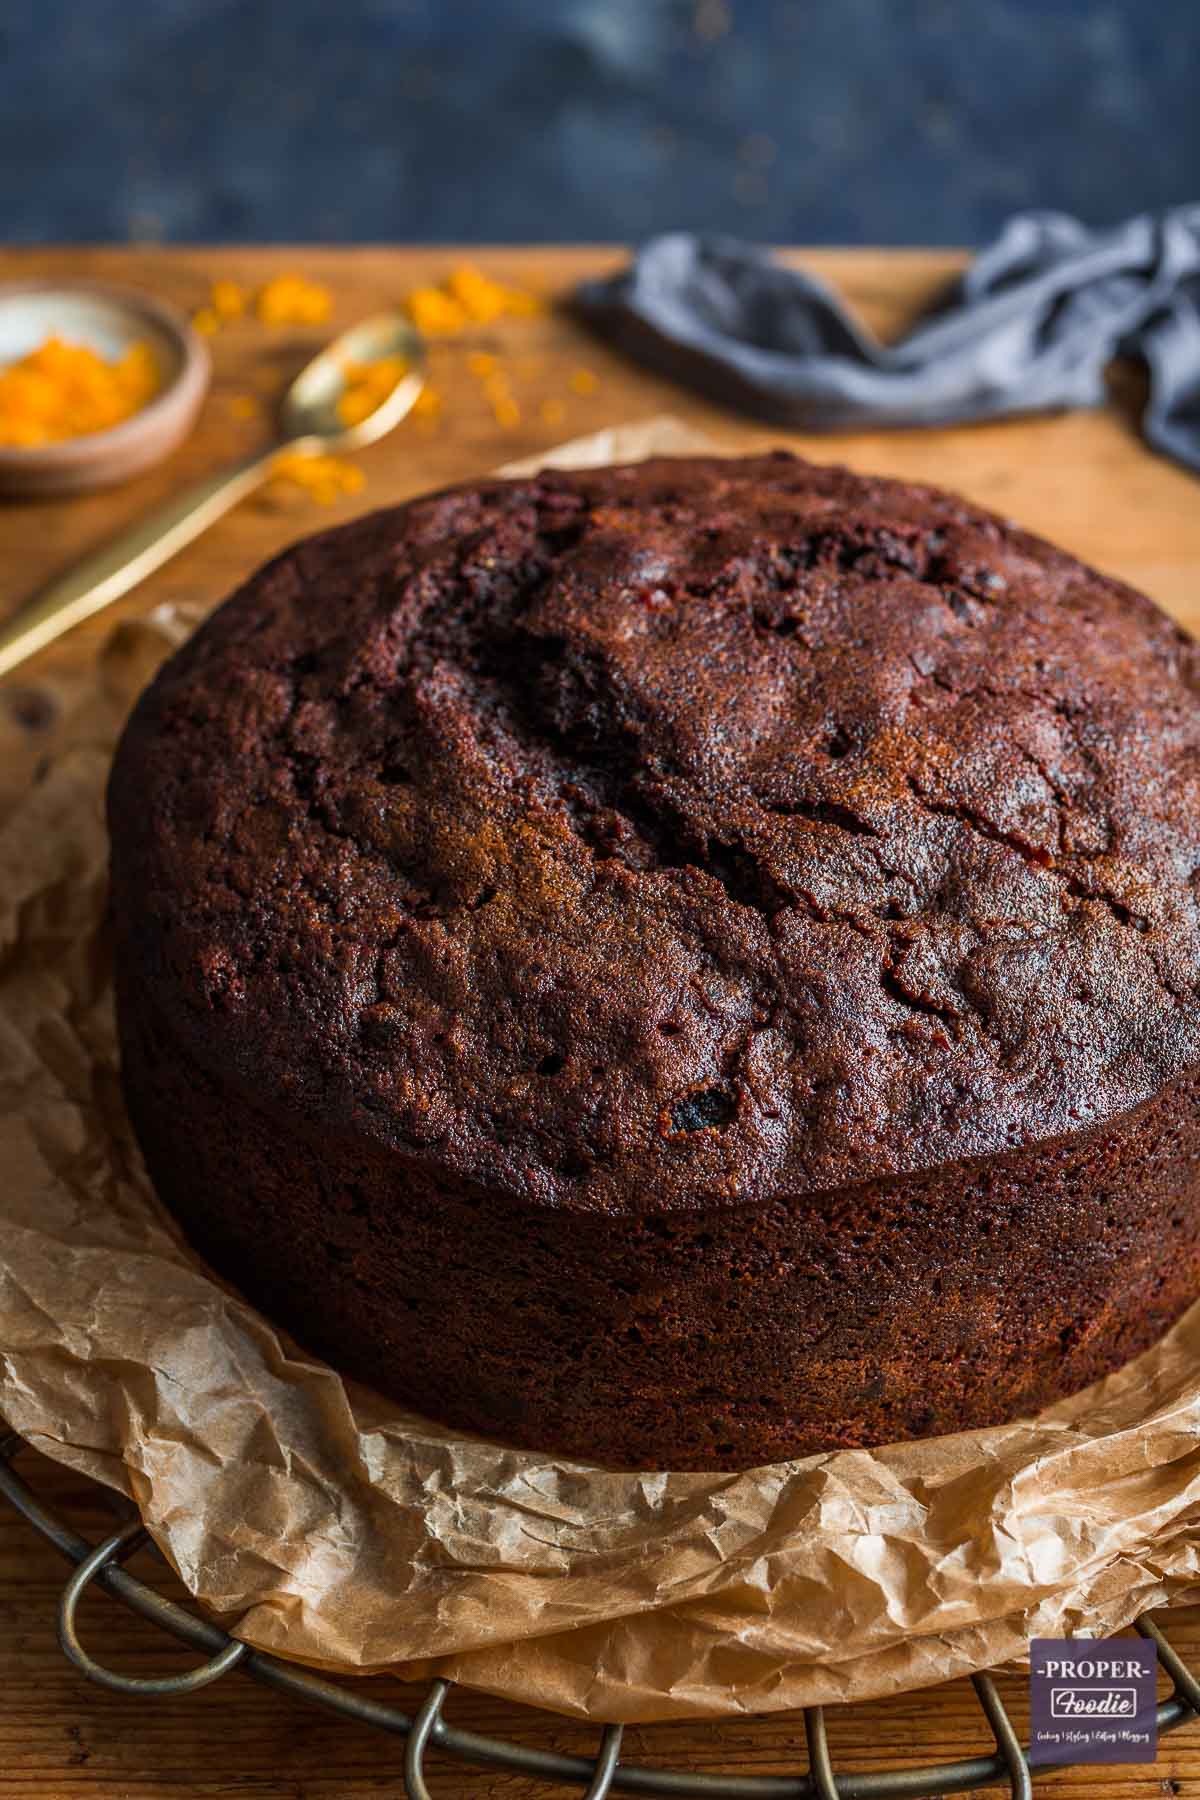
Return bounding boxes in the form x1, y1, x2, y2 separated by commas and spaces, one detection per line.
1, 246, 1199, 1798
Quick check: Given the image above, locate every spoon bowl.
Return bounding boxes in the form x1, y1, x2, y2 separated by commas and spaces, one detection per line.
279, 312, 426, 449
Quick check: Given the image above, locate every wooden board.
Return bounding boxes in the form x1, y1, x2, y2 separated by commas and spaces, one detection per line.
2, 246, 1199, 1799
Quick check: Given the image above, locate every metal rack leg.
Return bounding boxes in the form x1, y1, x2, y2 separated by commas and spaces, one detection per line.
971, 1673, 1031, 1800
404, 1678, 451, 1799
582, 1725, 624, 1798
1140, 1616, 1200, 1717
804, 1707, 840, 1799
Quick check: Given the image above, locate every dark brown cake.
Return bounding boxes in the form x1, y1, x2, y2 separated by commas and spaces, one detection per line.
108, 453, 1200, 1470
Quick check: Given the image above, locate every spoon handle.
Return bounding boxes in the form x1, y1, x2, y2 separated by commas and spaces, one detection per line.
0, 445, 282, 679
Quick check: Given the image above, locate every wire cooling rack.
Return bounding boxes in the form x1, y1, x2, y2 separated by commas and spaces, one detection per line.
3, 1424, 1198, 1800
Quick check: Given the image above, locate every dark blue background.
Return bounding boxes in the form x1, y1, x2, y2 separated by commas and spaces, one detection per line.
3, 0, 1195, 245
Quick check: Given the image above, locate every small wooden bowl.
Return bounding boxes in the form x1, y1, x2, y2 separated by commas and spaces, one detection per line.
0, 281, 210, 497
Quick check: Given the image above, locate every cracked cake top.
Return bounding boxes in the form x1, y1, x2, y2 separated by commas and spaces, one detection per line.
108, 453, 1200, 1213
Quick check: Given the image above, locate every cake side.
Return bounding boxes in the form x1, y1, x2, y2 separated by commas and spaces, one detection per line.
117, 959, 1200, 1469
107, 453, 1200, 1217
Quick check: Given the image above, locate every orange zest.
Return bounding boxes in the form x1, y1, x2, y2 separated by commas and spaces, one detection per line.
404, 264, 543, 336
255, 274, 333, 327
270, 450, 365, 505
211, 279, 246, 322
0, 335, 160, 447
336, 353, 411, 428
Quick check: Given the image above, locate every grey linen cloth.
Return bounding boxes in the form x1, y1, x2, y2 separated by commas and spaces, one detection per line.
575, 210, 1200, 472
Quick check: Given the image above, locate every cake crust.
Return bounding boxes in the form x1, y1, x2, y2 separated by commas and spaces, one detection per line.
109, 453, 1200, 1468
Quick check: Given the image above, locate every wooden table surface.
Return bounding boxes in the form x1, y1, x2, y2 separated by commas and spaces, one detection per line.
2, 245, 1199, 1799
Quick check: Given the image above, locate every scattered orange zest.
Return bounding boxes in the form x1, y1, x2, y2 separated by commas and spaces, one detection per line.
255, 275, 333, 327
405, 286, 469, 336
404, 264, 543, 336
478, 367, 521, 428
196, 273, 331, 335
211, 279, 246, 321
411, 384, 443, 421
489, 393, 521, 429
270, 449, 365, 505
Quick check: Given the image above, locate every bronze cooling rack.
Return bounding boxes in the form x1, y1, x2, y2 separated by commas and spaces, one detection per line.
3, 1421, 1197, 1799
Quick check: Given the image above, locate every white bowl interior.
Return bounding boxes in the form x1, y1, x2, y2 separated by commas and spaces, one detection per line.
0, 289, 184, 385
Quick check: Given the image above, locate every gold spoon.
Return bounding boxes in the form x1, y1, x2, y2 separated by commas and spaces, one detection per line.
0, 311, 425, 679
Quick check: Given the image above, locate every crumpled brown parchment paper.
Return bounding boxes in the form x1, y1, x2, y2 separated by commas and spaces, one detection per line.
3, 417, 1200, 1724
